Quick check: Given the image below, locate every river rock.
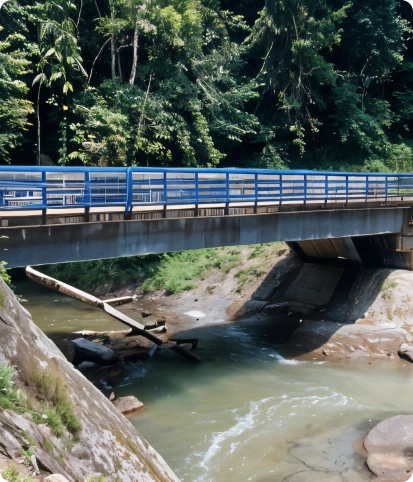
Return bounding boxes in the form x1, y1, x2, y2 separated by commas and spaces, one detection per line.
44, 476, 70, 482
113, 396, 144, 414
398, 343, 413, 362
76, 361, 97, 370
287, 320, 409, 359
72, 338, 118, 364
364, 415, 413, 481
0, 278, 179, 481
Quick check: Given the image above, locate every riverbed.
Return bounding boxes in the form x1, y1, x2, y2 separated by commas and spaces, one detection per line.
17, 279, 413, 481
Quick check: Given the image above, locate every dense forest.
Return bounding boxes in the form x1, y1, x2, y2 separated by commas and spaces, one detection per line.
2, 0, 413, 172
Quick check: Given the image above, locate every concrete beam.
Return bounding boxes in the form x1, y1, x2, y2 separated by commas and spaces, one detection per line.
0, 207, 404, 268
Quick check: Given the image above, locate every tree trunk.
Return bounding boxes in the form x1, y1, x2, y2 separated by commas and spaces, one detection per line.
111, 35, 116, 82
129, 14, 139, 86
117, 44, 123, 82
36, 82, 42, 166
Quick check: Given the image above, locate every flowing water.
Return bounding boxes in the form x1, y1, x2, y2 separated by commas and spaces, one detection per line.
17, 279, 413, 482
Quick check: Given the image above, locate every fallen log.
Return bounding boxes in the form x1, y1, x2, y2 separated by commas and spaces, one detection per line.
26, 266, 163, 346
104, 296, 135, 306
169, 338, 198, 350
170, 345, 202, 363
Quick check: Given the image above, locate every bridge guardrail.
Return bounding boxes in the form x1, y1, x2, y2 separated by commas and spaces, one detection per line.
0, 166, 412, 212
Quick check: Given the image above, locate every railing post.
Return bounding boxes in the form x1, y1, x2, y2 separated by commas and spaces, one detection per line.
384, 176, 388, 204
125, 168, 133, 220
41, 170, 47, 225
194, 172, 199, 217
324, 175, 328, 204
254, 172, 258, 214
84, 170, 91, 222
365, 175, 369, 204
224, 172, 230, 215
279, 174, 283, 207
345, 175, 349, 206
163, 171, 167, 218
303, 174, 307, 207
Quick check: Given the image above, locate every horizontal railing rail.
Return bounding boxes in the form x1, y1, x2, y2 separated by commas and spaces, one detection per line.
0, 166, 412, 212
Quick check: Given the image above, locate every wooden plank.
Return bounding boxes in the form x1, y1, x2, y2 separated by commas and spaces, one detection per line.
25, 266, 163, 346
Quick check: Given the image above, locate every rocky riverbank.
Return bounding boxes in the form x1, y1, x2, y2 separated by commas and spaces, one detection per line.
0, 278, 179, 481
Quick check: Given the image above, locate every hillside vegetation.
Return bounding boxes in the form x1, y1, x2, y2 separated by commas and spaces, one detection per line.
2, 0, 413, 171
42, 242, 287, 295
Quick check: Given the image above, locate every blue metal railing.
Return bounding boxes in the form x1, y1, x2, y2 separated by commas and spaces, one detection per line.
0, 166, 412, 212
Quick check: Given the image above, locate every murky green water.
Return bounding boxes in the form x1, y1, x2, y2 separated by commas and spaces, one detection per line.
17, 279, 413, 482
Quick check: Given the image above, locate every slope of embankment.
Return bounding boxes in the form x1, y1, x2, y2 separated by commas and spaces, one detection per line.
0, 279, 179, 482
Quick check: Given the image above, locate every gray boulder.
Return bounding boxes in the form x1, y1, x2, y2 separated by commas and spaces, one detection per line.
72, 338, 118, 364
364, 415, 413, 481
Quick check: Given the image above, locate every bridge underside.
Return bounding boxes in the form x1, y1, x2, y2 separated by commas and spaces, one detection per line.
0, 206, 409, 268
289, 209, 413, 270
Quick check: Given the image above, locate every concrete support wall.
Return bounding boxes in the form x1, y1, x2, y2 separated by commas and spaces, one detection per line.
0, 207, 404, 268
292, 238, 362, 263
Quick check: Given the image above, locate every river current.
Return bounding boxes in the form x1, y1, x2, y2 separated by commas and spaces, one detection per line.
17, 279, 413, 481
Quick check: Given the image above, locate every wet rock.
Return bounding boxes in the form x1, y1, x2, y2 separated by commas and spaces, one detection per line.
44, 476, 70, 482
113, 396, 144, 415
141, 310, 152, 318
288, 321, 410, 359
76, 361, 97, 371
398, 343, 413, 362
58, 340, 75, 363
263, 302, 290, 315
72, 338, 118, 365
364, 415, 413, 481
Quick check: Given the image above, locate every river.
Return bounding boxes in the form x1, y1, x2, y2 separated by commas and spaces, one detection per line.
16, 279, 413, 482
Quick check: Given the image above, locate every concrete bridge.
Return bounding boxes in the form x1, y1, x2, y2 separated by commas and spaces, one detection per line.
1, 166, 413, 269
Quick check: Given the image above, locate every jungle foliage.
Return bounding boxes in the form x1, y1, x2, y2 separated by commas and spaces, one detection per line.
2, 0, 413, 171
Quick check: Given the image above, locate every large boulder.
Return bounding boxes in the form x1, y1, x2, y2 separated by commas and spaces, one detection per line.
113, 396, 144, 415
72, 338, 118, 364
287, 320, 409, 360
0, 279, 179, 482
364, 415, 413, 481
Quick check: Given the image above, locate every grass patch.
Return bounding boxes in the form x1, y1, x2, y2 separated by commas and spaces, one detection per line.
21, 431, 37, 447
234, 264, 266, 293
381, 280, 398, 299
0, 362, 80, 438
1, 465, 35, 482
44, 439, 53, 452
31, 369, 81, 435
381, 280, 398, 291
41, 243, 286, 295
21, 448, 33, 466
